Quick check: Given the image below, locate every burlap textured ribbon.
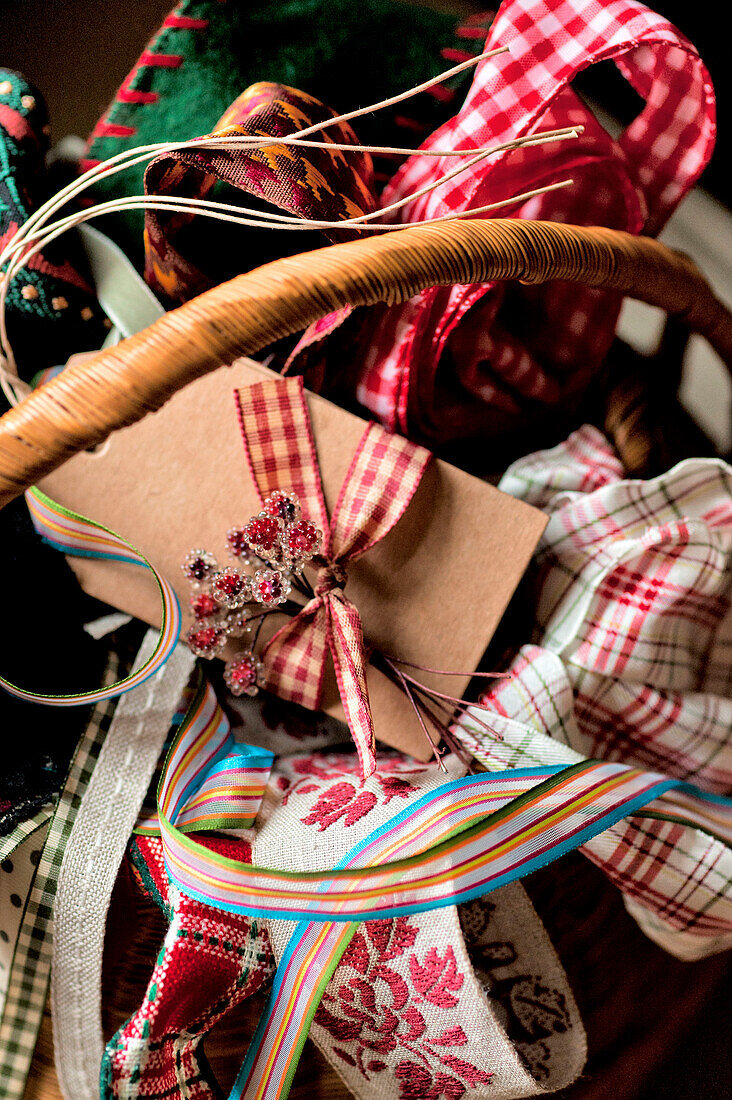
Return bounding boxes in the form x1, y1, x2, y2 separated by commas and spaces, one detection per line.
235, 378, 432, 777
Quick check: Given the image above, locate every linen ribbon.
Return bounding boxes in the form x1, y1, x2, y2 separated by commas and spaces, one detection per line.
235, 377, 432, 778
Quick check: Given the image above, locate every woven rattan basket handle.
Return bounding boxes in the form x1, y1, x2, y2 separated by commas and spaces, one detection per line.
1, 218, 730, 506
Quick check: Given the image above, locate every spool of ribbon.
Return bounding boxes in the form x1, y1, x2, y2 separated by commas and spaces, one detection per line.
236, 377, 432, 778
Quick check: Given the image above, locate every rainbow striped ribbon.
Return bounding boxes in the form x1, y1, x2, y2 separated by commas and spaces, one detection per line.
156, 679, 732, 923
160, 749, 708, 922
0, 488, 181, 705
149, 678, 732, 1100
138, 673, 274, 835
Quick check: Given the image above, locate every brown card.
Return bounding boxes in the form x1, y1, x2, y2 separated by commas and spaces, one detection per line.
39, 358, 547, 760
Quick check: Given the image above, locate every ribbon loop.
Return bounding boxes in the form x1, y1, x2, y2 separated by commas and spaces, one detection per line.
236, 377, 432, 775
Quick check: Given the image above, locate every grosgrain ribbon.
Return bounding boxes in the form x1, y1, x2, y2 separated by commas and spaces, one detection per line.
138, 674, 274, 836
152, 677, 732, 921
235, 377, 433, 778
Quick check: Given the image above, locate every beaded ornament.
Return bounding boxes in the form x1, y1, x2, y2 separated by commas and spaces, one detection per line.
181, 491, 322, 695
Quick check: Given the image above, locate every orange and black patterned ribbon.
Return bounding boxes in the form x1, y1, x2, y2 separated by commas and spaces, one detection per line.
143, 81, 378, 304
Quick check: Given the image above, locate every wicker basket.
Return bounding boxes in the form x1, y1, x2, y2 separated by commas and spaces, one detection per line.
3, 219, 731, 1100
2, 218, 732, 504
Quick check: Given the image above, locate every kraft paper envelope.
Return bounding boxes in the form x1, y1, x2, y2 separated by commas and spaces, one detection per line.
39, 358, 548, 759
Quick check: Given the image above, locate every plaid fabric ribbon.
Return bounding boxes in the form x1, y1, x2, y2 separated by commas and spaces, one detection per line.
235, 377, 433, 778
457, 425, 732, 959
0, 661, 120, 1100
102, 833, 275, 1100
287, 0, 715, 446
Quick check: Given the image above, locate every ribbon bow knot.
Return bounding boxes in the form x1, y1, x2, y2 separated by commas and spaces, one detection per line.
236, 378, 432, 777
314, 559, 348, 596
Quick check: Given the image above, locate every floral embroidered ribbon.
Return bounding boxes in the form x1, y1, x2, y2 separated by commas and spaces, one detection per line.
144, 675, 732, 1100
235, 377, 433, 778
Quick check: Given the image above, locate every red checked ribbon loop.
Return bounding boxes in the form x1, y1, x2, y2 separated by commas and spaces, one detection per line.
235, 378, 432, 777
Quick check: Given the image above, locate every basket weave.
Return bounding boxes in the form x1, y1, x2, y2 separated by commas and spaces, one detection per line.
4, 218, 731, 1099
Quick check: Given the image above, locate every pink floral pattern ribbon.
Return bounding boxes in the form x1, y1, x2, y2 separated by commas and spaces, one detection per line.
235, 378, 432, 777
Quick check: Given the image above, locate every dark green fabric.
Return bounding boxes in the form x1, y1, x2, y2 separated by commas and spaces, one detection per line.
0, 69, 107, 378
87, 0, 471, 264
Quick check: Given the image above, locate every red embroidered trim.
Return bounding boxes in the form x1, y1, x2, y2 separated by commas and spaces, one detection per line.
441, 48, 475, 63
90, 122, 137, 139
139, 50, 184, 68
314, 915, 494, 1096
86, 6, 211, 163
393, 115, 430, 133
425, 85, 455, 103
163, 14, 210, 29
455, 25, 490, 38
464, 10, 497, 21
118, 76, 159, 105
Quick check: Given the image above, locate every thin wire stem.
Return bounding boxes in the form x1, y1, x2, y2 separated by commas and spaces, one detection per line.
0, 128, 580, 264
383, 652, 512, 678
389, 662, 446, 771
0, 42, 581, 407
0, 173, 575, 405
3, 44, 508, 269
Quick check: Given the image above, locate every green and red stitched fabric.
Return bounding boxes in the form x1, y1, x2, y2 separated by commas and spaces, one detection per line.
84, 0, 482, 266
0, 70, 106, 381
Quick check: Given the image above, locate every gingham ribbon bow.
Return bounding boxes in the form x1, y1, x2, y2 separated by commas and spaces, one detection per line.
236, 378, 432, 777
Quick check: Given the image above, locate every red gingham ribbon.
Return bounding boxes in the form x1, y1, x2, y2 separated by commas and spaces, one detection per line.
287, 0, 716, 447
235, 378, 432, 776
